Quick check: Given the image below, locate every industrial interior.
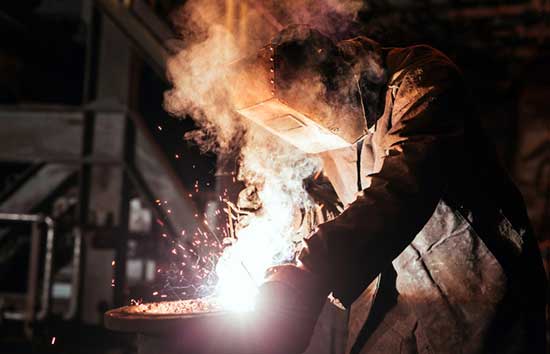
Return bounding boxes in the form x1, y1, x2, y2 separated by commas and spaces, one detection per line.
0, 1, 549, 354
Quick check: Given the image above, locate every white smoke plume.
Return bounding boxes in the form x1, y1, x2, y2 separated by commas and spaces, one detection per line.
164, 0, 362, 308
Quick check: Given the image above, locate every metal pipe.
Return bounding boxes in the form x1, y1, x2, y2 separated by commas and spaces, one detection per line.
64, 227, 82, 320
36, 216, 54, 320
0, 212, 43, 223
114, 115, 134, 307
24, 222, 40, 338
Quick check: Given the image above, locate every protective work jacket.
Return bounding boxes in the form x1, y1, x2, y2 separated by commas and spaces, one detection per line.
298, 38, 547, 354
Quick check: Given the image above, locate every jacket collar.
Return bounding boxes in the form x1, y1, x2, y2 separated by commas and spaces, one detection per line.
337, 37, 389, 129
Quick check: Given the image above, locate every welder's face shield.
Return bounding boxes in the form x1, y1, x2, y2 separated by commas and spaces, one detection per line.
226, 32, 367, 154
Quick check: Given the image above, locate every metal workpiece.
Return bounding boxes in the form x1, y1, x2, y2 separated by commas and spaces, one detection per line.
105, 304, 242, 354
104, 297, 338, 354
104, 304, 230, 334
104, 302, 311, 354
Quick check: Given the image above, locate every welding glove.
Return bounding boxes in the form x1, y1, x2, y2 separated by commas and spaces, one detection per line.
250, 264, 329, 354
304, 173, 344, 221
237, 185, 262, 211
175, 264, 328, 354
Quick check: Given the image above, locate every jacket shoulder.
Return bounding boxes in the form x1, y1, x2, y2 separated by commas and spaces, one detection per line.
386, 45, 467, 130
387, 45, 462, 88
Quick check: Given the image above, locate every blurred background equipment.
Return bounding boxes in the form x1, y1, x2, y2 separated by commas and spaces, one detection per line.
0, 0, 548, 353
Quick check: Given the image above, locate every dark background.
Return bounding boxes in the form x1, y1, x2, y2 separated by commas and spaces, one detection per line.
0, 1, 548, 353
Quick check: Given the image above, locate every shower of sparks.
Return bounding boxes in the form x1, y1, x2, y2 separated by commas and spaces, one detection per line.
148, 174, 309, 312
146, 172, 245, 305
143, 116, 319, 312
130, 299, 143, 306
149, 182, 229, 302
147, 171, 258, 309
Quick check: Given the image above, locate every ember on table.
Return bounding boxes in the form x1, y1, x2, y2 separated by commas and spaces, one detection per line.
128, 298, 221, 315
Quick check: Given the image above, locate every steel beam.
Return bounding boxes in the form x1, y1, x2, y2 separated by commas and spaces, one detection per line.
95, 0, 170, 79
0, 106, 84, 162
0, 164, 77, 213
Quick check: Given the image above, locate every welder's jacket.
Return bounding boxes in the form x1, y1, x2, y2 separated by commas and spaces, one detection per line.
299, 39, 547, 354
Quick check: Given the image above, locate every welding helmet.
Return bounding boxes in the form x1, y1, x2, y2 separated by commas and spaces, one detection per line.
227, 25, 367, 154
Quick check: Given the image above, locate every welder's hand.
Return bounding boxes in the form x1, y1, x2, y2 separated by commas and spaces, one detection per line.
235, 185, 263, 232
176, 265, 328, 354
304, 174, 344, 221
237, 185, 262, 211
251, 264, 329, 354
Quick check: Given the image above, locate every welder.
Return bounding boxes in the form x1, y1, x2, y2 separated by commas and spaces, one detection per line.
230, 25, 547, 354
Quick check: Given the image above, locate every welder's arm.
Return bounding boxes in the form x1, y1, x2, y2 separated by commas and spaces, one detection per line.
193, 265, 327, 354
299, 67, 466, 305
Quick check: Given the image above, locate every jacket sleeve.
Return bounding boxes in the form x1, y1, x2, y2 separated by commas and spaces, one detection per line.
298, 59, 466, 305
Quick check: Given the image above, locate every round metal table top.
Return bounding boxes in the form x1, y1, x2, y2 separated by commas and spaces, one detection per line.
104, 304, 235, 334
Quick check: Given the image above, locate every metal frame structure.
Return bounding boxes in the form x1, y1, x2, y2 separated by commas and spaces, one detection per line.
0, 0, 201, 328
0, 213, 54, 335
